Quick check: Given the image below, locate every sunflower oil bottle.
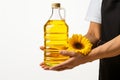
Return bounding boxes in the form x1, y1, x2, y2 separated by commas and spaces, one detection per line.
44, 3, 69, 66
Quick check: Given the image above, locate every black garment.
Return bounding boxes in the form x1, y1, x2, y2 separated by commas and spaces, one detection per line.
99, 0, 120, 80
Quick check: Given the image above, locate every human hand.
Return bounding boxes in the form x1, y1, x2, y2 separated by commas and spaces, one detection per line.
40, 46, 91, 71
48, 50, 89, 71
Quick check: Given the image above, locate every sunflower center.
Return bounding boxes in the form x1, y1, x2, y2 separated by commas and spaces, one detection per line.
73, 42, 83, 49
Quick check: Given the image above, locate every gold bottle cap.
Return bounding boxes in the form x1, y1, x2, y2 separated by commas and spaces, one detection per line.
52, 3, 61, 8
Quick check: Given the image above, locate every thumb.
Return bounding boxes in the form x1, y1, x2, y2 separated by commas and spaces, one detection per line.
59, 50, 77, 57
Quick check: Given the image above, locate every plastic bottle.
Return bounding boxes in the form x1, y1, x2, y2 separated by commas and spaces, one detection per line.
44, 3, 69, 66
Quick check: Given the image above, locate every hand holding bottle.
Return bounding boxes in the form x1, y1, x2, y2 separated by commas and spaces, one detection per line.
40, 46, 93, 71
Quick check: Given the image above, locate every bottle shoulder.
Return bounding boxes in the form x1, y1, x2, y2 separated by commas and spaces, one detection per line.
45, 20, 68, 25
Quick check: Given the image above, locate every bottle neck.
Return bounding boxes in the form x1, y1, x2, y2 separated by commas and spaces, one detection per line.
49, 8, 63, 20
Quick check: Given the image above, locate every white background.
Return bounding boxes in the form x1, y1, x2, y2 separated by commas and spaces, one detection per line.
0, 0, 99, 80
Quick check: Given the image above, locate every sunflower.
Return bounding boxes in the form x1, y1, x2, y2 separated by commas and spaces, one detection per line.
67, 34, 93, 55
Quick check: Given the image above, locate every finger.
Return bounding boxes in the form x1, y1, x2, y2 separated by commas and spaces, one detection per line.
40, 63, 47, 68
40, 62, 50, 70
40, 46, 45, 50
50, 57, 75, 70
42, 65, 50, 70
44, 67, 50, 70
41, 66, 50, 70
40, 62, 48, 68
40, 62, 45, 66
60, 50, 77, 57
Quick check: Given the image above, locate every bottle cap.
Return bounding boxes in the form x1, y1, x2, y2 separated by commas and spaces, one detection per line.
52, 3, 60, 8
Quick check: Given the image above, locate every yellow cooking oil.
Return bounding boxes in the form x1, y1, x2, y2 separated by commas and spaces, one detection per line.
44, 20, 69, 66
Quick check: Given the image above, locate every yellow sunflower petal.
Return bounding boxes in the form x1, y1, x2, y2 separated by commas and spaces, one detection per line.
67, 34, 93, 55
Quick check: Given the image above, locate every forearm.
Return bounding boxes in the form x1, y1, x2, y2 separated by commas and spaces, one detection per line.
84, 22, 101, 47
89, 35, 120, 60
84, 34, 99, 47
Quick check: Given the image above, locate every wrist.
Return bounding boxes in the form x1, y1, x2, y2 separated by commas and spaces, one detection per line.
87, 48, 100, 62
